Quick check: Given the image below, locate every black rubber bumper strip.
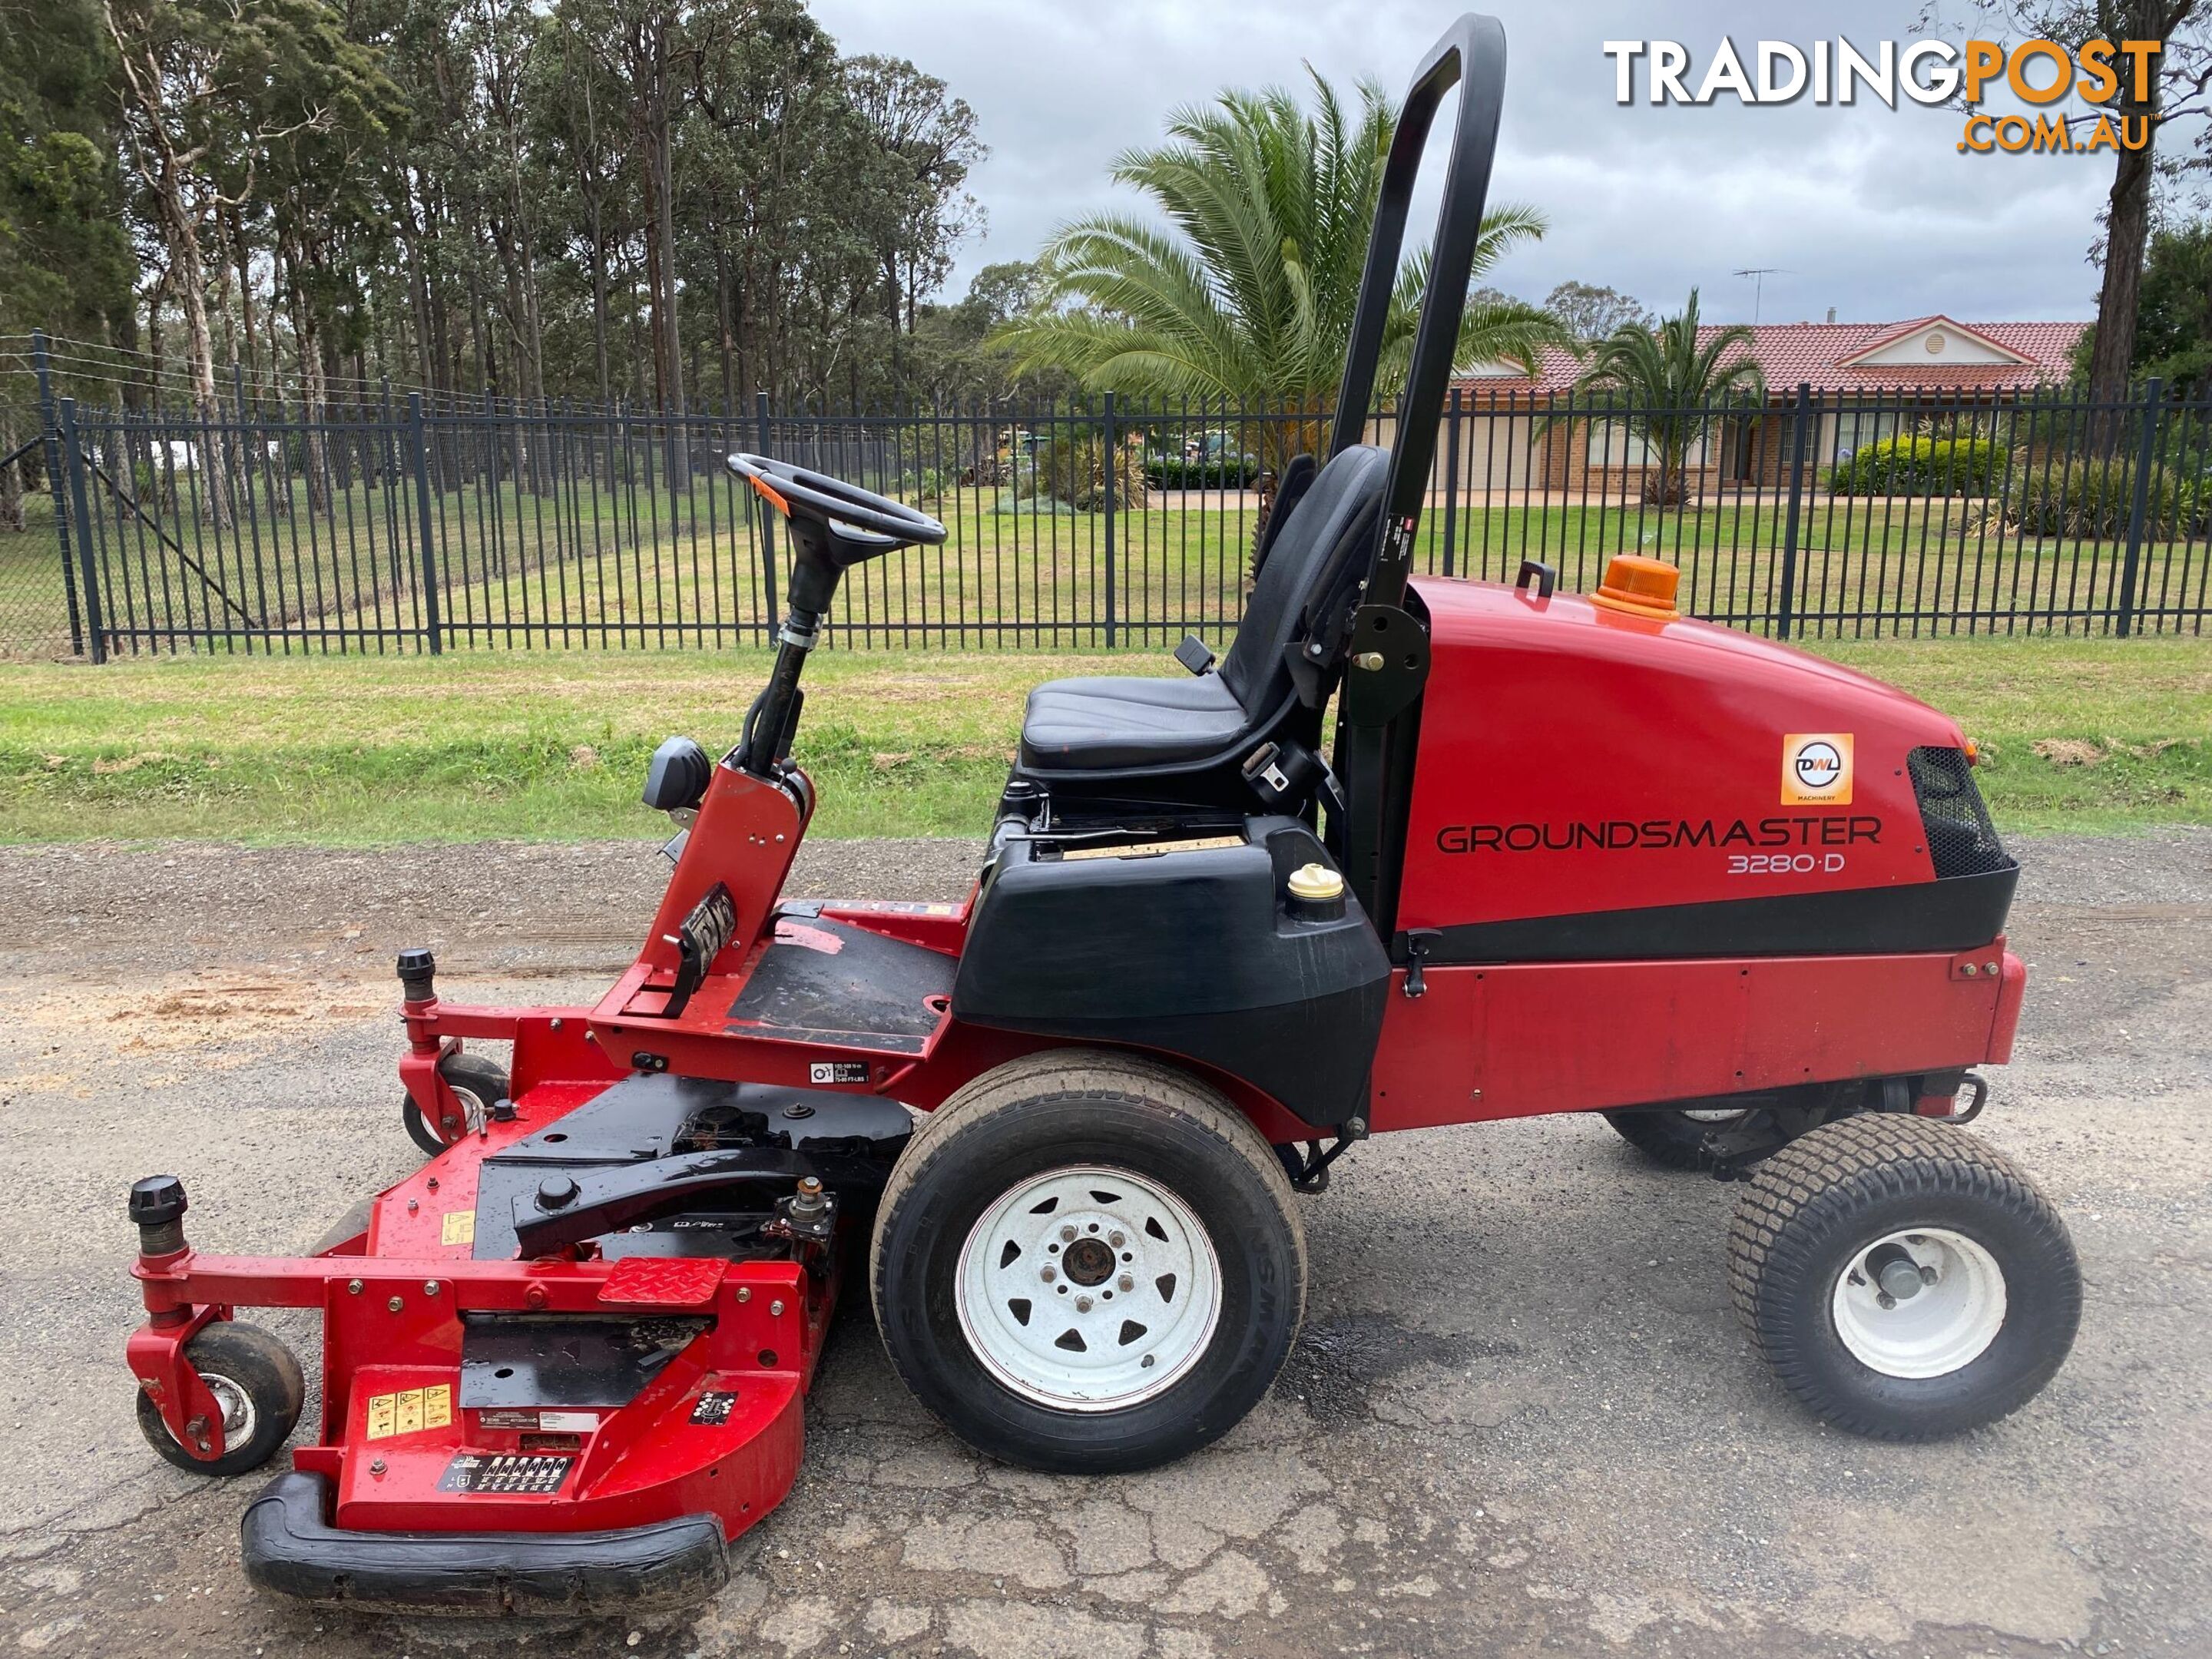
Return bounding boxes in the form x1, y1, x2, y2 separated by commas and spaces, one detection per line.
240, 1471, 730, 1614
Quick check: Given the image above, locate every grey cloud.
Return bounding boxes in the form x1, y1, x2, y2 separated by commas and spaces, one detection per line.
813, 0, 2105, 324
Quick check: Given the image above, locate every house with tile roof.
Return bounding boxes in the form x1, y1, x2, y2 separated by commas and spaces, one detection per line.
1430, 315, 2088, 498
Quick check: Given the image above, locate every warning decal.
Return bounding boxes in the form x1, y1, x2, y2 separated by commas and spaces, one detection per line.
440, 1210, 475, 1247
364, 1383, 453, 1440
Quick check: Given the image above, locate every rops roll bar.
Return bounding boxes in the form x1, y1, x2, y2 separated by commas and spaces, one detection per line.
1330, 13, 1508, 610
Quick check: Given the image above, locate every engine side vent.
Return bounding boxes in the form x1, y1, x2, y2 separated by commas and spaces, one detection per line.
1907, 747, 2013, 878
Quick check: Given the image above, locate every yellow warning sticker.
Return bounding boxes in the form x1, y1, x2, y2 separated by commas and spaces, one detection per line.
365, 1382, 452, 1440
440, 1210, 475, 1247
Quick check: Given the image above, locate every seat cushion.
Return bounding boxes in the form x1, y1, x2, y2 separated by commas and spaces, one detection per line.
1018, 672, 1249, 772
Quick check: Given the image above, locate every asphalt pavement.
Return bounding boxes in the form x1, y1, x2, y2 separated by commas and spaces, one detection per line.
0, 830, 2204, 1658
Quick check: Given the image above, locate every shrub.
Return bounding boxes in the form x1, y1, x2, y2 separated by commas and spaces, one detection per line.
1029, 429, 1149, 511
1996, 455, 2208, 539
1146, 454, 1260, 489
1828, 435, 2005, 498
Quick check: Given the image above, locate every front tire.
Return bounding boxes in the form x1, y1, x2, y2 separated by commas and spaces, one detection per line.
134, 1323, 305, 1477
1727, 1115, 2080, 1440
401, 1051, 509, 1157
870, 1050, 1305, 1473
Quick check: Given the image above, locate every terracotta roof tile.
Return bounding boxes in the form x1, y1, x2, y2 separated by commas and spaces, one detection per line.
1457, 318, 2088, 398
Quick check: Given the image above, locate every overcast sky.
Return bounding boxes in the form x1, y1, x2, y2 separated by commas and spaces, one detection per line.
810, 0, 2125, 326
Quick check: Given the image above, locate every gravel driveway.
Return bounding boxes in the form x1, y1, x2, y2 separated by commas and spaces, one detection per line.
0, 830, 2205, 1658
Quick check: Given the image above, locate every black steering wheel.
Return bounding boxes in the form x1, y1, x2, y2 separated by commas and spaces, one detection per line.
727, 452, 946, 569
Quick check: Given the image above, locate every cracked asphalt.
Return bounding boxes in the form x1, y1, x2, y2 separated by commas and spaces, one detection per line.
0, 831, 2205, 1658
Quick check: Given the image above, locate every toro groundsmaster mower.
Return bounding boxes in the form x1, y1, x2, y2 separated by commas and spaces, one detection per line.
124, 14, 2081, 1616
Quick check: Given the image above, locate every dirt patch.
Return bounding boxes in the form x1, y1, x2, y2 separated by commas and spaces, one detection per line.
2033, 738, 2106, 767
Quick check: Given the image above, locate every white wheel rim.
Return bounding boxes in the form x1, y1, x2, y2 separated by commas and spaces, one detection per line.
955, 1164, 1222, 1412
164, 1370, 257, 1449
1830, 1227, 2007, 1379
1678, 1108, 1747, 1124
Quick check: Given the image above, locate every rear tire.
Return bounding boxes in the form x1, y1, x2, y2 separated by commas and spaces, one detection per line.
402, 1051, 509, 1157
871, 1049, 1305, 1473
134, 1323, 305, 1477
1727, 1115, 2079, 1440
1601, 1106, 1747, 1170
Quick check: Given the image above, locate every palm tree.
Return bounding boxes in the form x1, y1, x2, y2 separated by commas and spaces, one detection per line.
1571, 288, 1766, 506
997, 71, 1566, 488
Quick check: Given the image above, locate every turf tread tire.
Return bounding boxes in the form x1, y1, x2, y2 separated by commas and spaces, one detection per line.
871, 1048, 1305, 1472
1727, 1114, 2079, 1441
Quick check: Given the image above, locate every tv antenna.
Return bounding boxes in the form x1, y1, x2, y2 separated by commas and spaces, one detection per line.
1733, 268, 1790, 326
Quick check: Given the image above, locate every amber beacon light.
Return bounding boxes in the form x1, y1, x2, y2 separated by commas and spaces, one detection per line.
1590, 553, 1682, 621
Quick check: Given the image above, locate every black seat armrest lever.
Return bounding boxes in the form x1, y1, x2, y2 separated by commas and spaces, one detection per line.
1174, 634, 1217, 675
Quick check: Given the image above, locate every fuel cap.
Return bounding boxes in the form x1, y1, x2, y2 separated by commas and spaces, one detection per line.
1286, 862, 1347, 922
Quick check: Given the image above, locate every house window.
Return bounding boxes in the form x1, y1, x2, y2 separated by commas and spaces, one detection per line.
1588, 419, 1707, 469
1831, 409, 1902, 462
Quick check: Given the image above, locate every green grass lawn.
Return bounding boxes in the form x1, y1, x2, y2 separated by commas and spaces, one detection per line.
0, 634, 2204, 843
8, 462, 2207, 660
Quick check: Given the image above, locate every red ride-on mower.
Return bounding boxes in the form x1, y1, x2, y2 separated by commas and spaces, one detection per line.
125, 15, 2079, 1617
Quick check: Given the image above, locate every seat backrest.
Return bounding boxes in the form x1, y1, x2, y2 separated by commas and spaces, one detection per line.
1220, 445, 1389, 714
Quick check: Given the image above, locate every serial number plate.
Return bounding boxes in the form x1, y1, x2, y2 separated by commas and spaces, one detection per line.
437, 1452, 572, 1495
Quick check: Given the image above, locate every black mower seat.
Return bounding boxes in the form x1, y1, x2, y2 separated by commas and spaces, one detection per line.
1018, 672, 1247, 770
1016, 445, 1389, 779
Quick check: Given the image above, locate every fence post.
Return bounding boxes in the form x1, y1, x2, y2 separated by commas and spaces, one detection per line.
1441, 386, 1462, 578
753, 390, 779, 627
31, 329, 85, 655
1775, 382, 1813, 641
2114, 376, 2162, 638
408, 392, 442, 654
56, 397, 104, 664
1102, 390, 1118, 648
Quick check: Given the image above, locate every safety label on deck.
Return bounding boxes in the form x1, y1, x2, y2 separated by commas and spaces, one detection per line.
437, 1452, 573, 1495
690, 1390, 738, 1425
440, 1210, 475, 1247
364, 1383, 452, 1439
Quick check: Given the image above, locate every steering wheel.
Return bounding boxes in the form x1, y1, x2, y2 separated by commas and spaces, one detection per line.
727, 452, 947, 569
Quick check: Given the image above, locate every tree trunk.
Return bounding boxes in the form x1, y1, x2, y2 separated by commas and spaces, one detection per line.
2087, 134, 2157, 439
0, 405, 23, 534
230, 208, 259, 382
716, 240, 736, 414
173, 222, 233, 528
590, 217, 612, 405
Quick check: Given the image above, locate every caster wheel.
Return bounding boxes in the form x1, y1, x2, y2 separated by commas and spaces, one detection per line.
1727, 1114, 2080, 1439
871, 1050, 1305, 1473
135, 1323, 306, 1477
402, 1051, 509, 1157
1601, 1106, 1747, 1170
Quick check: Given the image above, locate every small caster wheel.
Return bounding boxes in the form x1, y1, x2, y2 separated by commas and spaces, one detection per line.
402, 1051, 510, 1157
135, 1323, 306, 1477
1601, 1105, 1749, 1170
872, 1049, 1306, 1474
1727, 1115, 2080, 1439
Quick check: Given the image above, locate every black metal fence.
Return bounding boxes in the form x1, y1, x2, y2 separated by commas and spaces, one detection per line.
3, 367, 2209, 660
